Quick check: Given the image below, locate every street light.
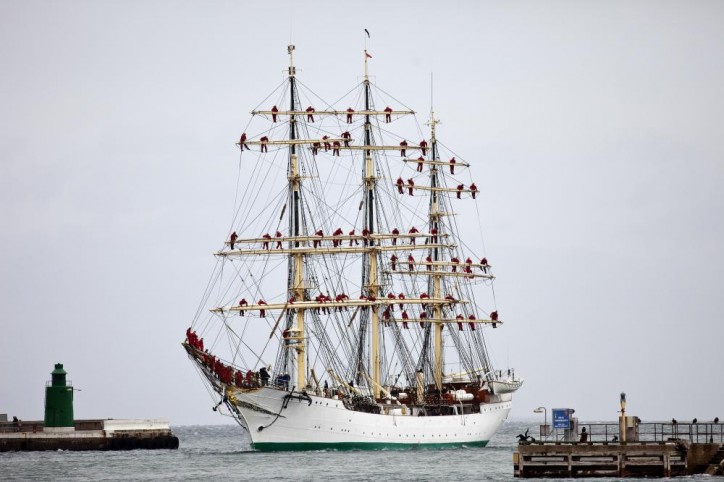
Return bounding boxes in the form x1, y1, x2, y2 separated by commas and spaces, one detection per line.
534, 406, 549, 439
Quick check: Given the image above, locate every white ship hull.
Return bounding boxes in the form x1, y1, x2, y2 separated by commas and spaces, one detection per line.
229, 387, 512, 451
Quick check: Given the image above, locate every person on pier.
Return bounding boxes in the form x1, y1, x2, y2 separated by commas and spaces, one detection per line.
239, 133, 250, 150
399, 140, 408, 157
230, 231, 238, 250
306, 106, 315, 122
271, 105, 279, 122
384, 106, 392, 122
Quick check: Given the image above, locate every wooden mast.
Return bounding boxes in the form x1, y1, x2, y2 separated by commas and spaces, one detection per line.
429, 111, 444, 391
363, 49, 381, 399
287, 44, 306, 390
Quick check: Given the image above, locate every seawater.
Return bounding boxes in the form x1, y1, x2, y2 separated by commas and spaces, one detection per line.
0, 421, 713, 481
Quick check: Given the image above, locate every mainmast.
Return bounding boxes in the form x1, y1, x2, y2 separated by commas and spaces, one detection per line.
363, 49, 381, 398
287, 44, 306, 391
428, 111, 444, 391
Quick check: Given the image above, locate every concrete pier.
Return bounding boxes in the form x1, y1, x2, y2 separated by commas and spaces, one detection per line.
514, 421, 724, 478
0, 363, 179, 452
0, 419, 179, 452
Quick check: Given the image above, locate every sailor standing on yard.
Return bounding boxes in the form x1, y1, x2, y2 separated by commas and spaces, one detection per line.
396, 177, 405, 194
239, 133, 250, 150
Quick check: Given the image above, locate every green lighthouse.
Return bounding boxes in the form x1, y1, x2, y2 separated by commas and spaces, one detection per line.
44, 363, 74, 429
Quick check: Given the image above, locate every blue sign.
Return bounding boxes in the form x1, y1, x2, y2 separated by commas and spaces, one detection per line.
552, 408, 571, 429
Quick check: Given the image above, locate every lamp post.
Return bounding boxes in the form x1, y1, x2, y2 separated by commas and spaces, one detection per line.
620, 392, 626, 443
534, 406, 548, 439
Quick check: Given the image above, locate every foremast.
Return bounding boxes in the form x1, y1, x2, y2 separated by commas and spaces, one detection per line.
286, 45, 306, 391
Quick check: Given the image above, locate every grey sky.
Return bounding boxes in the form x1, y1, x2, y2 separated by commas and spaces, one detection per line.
1, 1, 722, 426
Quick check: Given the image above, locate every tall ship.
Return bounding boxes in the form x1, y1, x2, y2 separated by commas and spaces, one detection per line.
183, 44, 522, 451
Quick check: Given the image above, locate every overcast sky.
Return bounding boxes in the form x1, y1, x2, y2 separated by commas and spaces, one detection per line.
1, 1, 723, 427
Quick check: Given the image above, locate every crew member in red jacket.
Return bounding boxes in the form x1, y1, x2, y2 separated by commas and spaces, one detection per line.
239, 133, 250, 150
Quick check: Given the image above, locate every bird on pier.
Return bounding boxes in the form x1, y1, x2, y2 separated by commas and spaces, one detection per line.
692, 418, 697, 424
672, 418, 678, 424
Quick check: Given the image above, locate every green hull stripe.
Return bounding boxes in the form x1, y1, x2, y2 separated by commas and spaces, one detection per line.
252, 440, 489, 452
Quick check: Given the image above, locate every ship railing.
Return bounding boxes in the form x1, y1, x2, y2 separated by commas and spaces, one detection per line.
539, 422, 724, 444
